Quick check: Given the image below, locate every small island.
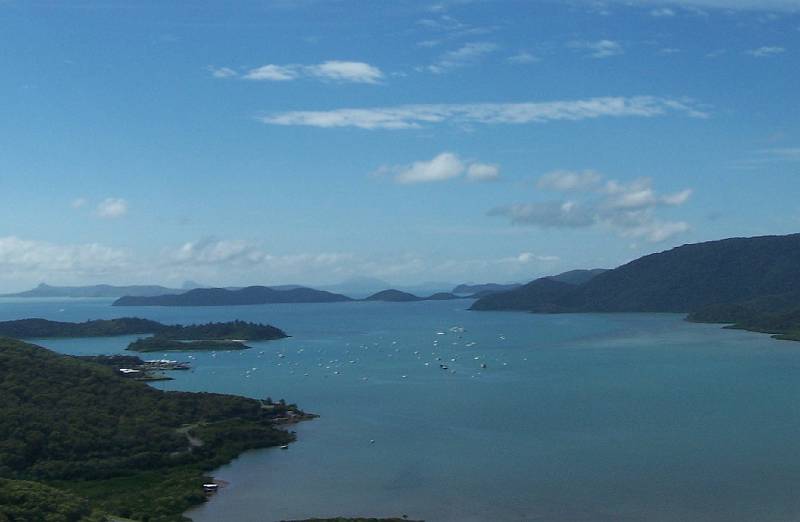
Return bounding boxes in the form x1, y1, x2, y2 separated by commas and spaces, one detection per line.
364, 289, 464, 302
0, 317, 288, 353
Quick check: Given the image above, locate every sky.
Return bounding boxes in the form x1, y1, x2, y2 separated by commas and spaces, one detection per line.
0, 0, 798, 292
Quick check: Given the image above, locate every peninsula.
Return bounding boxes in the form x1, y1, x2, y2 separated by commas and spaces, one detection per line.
0, 338, 314, 522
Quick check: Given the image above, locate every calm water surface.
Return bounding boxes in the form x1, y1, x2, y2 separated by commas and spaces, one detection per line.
3, 298, 800, 521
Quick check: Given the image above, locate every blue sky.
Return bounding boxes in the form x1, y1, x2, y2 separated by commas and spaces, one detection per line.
0, 0, 798, 291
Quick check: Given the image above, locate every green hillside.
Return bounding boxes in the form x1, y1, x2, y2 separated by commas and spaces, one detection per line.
0, 338, 308, 521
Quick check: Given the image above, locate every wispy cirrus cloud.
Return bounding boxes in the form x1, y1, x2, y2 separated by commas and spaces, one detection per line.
650, 7, 677, 16
259, 96, 707, 130
506, 51, 540, 64
578, 0, 800, 12
746, 46, 786, 57
96, 198, 128, 219
490, 171, 693, 243
569, 39, 624, 58
209, 60, 384, 84
729, 146, 800, 169
427, 41, 499, 73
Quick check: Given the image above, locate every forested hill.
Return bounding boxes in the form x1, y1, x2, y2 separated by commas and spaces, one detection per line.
0, 338, 308, 521
113, 285, 353, 306
473, 233, 800, 314
0, 318, 287, 341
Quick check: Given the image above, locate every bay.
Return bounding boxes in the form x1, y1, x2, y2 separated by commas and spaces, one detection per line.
3, 298, 800, 521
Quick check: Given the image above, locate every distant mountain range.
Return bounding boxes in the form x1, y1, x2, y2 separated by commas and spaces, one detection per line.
113, 286, 353, 306
1, 283, 186, 298
471, 233, 800, 341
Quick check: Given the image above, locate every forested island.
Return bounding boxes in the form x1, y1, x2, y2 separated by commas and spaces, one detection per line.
364, 289, 463, 302
471, 233, 800, 341
0, 338, 314, 522
0, 318, 288, 353
113, 286, 353, 307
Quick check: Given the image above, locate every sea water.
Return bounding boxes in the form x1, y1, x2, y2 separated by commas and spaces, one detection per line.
3, 298, 800, 521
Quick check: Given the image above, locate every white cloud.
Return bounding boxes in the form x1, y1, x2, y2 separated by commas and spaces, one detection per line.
488, 201, 597, 228
376, 153, 500, 184
392, 152, 465, 184
569, 40, 624, 58
96, 198, 128, 219
584, 0, 800, 11
221, 61, 384, 84
70, 197, 87, 209
764, 147, 800, 159
746, 46, 786, 57
537, 170, 603, 191
259, 96, 707, 130
243, 64, 298, 81
171, 238, 267, 266
507, 51, 540, 64
428, 42, 499, 73
501, 252, 561, 264
651, 7, 677, 16
0, 236, 130, 278
622, 221, 690, 242
490, 173, 693, 242
466, 163, 501, 181
207, 66, 237, 78
304, 60, 383, 83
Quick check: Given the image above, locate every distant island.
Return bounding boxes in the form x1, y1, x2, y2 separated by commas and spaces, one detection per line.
0, 318, 288, 352
452, 282, 522, 296
471, 233, 800, 341
364, 289, 464, 302
0, 338, 314, 521
113, 285, 353, 307
0, 282, 187, 298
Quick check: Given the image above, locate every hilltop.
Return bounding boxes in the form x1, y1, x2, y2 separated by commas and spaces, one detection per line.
471, 233, 800, 340
364, 289, 463, 302
113, 286, 353, 307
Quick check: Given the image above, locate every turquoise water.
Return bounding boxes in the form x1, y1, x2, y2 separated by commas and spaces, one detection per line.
3, 298, 800, 521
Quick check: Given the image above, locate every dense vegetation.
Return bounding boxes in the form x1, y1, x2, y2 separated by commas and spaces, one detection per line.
0, 318, 287, 342
688, 291, 800, 341
364, 290, 421, 302
364, 289, 463, 302
0, 338, 308, 521
470, 277, 575, 312
471, 233, 800, 340
0, 318, 165, 338
113, 286, 353, 306
0, 478, 106, 522
475, 234, 800, 313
